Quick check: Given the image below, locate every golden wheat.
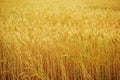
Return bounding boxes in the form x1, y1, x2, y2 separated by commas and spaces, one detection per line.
0, 0, 120, 80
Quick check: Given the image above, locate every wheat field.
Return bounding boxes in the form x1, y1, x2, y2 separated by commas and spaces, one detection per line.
0, 0, 120, 80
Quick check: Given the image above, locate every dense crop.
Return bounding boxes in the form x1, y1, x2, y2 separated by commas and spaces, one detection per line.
0, 0, 120, 80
